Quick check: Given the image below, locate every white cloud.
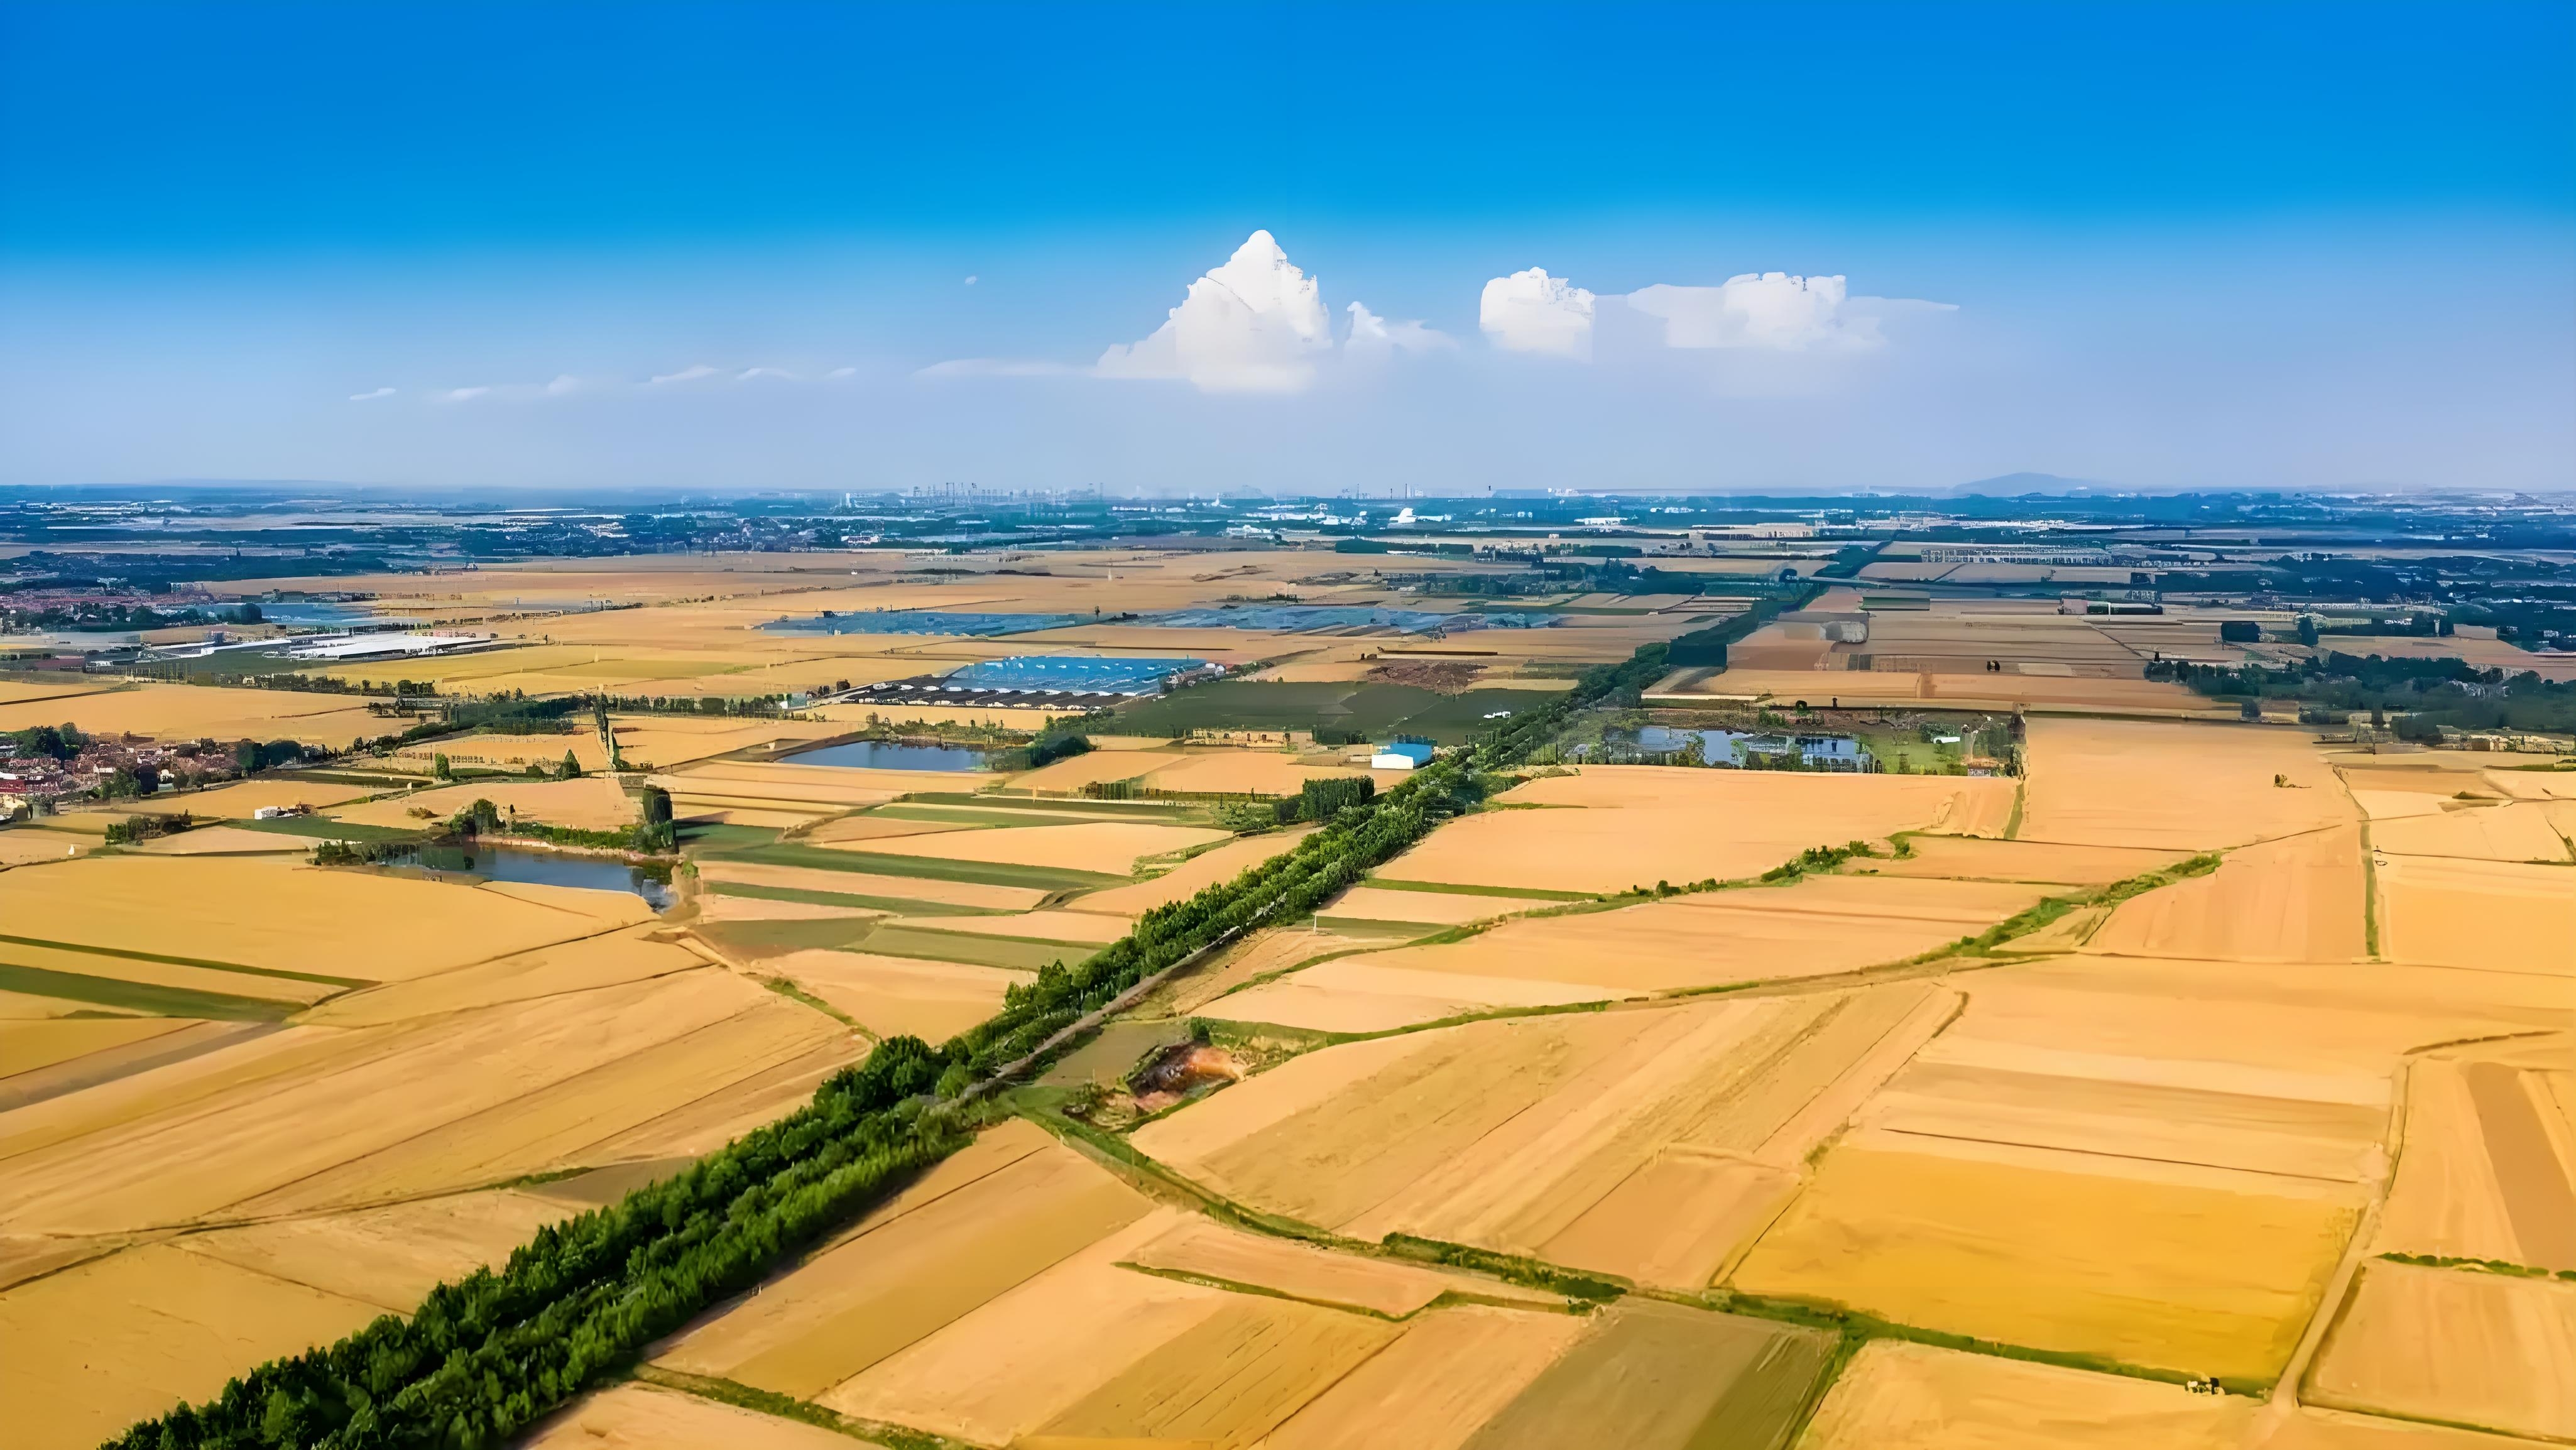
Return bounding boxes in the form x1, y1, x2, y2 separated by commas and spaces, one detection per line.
1480, 268, 1596, 360
1626, 273, 1914, 352
825, 366, 857, 379
963, 275, 978, 286
1346, 302, 1455, 357
738, 366, 794, 382
1098, 229, 1333, 393
543, 374, 581, 395
348, 386, 395, 402
438, 386, 490, 403
649, 364, 719, 386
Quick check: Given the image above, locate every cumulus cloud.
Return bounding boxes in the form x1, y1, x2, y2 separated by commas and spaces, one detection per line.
1346, 302, 1455, 358
649, 364, 719, 386
1098, 230, 1333, 393
349, 386, 395, 402
1480, 268, 1596, 360
1627, 273, 1924, 352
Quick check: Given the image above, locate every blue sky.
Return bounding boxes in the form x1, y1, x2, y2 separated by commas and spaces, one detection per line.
3, 1, 2570, 493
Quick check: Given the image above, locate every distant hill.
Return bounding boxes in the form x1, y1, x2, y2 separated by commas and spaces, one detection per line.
1948, 472, 2115, 495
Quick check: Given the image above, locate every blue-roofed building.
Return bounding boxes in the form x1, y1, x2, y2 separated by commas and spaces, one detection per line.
1370, 740, 1436, 770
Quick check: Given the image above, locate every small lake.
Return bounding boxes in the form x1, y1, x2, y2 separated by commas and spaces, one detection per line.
782, 739, 990, 771
389, 842, 674, 909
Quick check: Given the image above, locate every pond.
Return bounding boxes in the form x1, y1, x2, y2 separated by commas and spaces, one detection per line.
781, 739, 990, 771
386, 842, 674, 909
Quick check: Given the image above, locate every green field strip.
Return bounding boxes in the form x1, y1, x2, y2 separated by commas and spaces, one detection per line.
0, 932, 366, 987
1358, 876, 1596, 902
235, 815, 425, 842
902, 790, 1196, 816
711, 841, 1125, 891
701, 880, 1001, 917
854, 925, 1081, 973
0, 962, 297, 1020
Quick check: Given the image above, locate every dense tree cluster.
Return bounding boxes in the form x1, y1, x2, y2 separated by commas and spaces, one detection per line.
2146, 651, 2574, 734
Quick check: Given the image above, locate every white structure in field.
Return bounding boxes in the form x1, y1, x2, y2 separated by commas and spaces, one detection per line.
1370, 741, 1436, 770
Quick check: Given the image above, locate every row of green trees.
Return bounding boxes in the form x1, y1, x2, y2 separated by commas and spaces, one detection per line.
111, 636, 1666, 1450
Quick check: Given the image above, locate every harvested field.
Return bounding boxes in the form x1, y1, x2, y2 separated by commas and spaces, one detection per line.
1143, 925, 1389, 1016
1063, 825, 1316, 917
765, 950, 1029, 1042
694, 858, 1047, 911
841, 819, 1230, 873
2378, 856, 2576, 974
521, 1381, 868, 1450
1137, 750, 1388, 796
2083, 826, 2366, 964
297, 930, 707, 1028
799, 814, 975, 843
0, 1240, 383, 1450
817, 1210, 1223, 1444
660, 1121, 1151, 1400
2376, 1049, 2576, 1271
1796, 1339, 2256, 1449
1455, 1299, 1833, 1450
1009, 747, 1184, 791
1380, 767, 2014, 895
1336, 875, 2043, 998
2017, 719, 2347, 849
2307, 1260, 2576, 1440
329, 776, 637, 831
0, 856, 648, 982
0, 827, 96, 866
1260, 1305, 1590, 1450
1316, 883, 1557, 926
1730, 1135, 2364, 1380
1847, 836, 2192, 886
1018, 1291, 1402, 1447
127, 825, 310, 856
2370, 802, 2571, 863
0, 1017, 193, 1079
0, 939, 340, 1007
1539, 1151, 1799, 1289
1119, 1216, 1564, 1317
145, 777, 374, 818
0, 969, 854, 1235
1141, 986, 1953, 1267
180, 1187, 572, 1312
1202, 956, 1615, 1032
0, 683, 386, 749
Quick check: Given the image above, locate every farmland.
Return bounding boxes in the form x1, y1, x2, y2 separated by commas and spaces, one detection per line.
9, 543, 2571, 1450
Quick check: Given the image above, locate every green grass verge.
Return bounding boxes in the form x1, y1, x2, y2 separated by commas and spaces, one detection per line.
702, 881, 1003, 917
234, 814, 425, 842
0, 962, 298, 1020
2381, 1251, 2576, 1282
709, 841, 1124, 891
630, 1366, 971, 1450
1718, 1290, 2271, 1397
859, 925, 1083, 973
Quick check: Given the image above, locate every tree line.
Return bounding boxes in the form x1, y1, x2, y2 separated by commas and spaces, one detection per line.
109, 633, 1662, 1450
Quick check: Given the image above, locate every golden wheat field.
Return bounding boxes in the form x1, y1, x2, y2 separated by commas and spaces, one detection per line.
14, 561, 2575, 1450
